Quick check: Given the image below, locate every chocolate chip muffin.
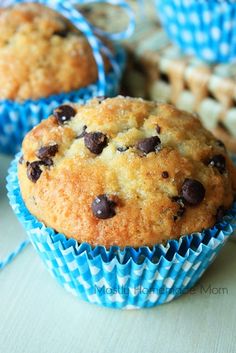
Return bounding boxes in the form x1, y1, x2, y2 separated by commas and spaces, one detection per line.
18, 96, 236, 247
0, 3, 103, 101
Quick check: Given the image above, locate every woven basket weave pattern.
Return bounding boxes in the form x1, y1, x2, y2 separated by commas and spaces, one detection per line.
121, 2, 236, 152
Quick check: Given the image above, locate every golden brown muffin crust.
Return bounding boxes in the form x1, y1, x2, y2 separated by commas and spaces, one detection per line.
18, 97, 236, 247
0, 3, 101, 101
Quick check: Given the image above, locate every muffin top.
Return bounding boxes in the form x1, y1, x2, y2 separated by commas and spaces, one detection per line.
18, 96, 236, 247
0, 3, 100, 101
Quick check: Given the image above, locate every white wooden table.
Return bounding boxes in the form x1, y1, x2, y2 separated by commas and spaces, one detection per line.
1, 153, 236, 353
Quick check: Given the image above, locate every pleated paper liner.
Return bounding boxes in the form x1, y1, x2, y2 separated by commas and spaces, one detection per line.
0, 45, 125, 155
156, 0, 236, 63
7, 154, 236, 309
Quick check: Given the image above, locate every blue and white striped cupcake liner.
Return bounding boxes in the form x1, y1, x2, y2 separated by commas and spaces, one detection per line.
6, 154, 236, 309
156, 0, 236, 63
0, 0, 134, 155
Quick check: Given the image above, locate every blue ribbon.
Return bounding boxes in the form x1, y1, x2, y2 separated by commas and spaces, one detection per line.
0, 239, 30, 271
0, 0, 135, 271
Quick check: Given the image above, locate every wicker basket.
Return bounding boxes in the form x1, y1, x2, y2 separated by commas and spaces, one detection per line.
81, 1, 236, 153
124, 6, 236, 153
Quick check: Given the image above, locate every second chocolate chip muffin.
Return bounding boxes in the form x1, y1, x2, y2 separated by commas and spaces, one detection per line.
18, 97, 236, 247
0, 3, 105, 101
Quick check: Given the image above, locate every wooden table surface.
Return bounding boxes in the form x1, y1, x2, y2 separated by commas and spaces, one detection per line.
1, 153, 236, 353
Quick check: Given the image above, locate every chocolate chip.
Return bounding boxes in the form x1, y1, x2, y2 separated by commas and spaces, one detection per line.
19, 155, 24, 164
27, 161, 42, 183
162, 171, 169, 179
117, 146, 129, 152
171, 196, 185, 207
40, 158, 53, 167
36, 144, 58, 160
216, 206, 225, 221
181, 178, 205, 205
208, 154, 226, 174
91, 194, 116, 219
171, 196, 185, 209
84, 132, 108, 154
54, 105, 76, 125
155, 145, 162, 152
76, 125, 87, 139
173, 207, 185, 222
216, 140, 225, 149
177, 207, 185, 217
136, 136, 161, 154
53, 26, 70, 38
171, 196, 186, 220
156, 124, 161, 134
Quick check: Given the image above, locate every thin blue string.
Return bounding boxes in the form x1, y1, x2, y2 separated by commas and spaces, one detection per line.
58, 1, 106, 97
96, 37, 122, 80
0, 239, 30, 271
